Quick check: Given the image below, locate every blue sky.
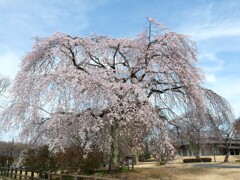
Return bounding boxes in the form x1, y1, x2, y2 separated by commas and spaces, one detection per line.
0, 0, 240, 139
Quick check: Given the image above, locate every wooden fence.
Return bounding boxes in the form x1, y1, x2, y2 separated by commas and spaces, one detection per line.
0, 167, 126, 180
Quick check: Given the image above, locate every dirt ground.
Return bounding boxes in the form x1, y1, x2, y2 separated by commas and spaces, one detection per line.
123, 156, 240, 180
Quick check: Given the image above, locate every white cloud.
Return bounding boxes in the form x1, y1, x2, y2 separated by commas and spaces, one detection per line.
199, 52, 224, 71
204, 75, 240, 117
205, 74, 216, 83
0, 51, 21, 79
198, 52, 224, 84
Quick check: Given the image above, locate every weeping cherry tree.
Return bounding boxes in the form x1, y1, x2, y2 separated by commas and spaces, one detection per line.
1, 18, 228, 170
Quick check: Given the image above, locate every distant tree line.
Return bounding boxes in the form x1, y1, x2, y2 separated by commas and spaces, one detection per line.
0, 141, 26, 166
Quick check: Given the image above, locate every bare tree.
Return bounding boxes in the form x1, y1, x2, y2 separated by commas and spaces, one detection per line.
169, 88, 234, 161
171, 111, 208, 159
0, 74, 10, 139
0, 74, 10, 107
0, 75, 10, 95
233, 117, 240, 135
204, 89, 234, 162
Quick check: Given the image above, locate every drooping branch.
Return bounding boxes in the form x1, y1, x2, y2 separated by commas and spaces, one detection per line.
0, 75, 10, 96
147, 86, 184, 98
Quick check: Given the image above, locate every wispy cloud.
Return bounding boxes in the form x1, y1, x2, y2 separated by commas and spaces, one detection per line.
0, 0, 109, 49
186, 21, 240, 41
177, 1, 240, 41
0, 0, 109, 76
175, 1, 240, 116
199, 52, 224, 72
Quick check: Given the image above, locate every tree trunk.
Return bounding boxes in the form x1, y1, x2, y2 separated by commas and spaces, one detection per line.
223, 133, 232, 162
135, 150, 139, 165
109, 124, 119, 172
224, 147, 230, 162
212, 144, 216, 162
195, 153, 200, 159
194, 148, 200, 159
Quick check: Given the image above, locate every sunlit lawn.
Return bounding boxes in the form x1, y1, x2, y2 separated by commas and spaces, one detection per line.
121, 156, 240, 180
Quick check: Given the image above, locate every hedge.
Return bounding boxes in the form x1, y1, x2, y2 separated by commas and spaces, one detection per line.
183, 158, 212, 163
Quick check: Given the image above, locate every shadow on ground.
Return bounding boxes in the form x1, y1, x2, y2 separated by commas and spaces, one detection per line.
193, 163, 240, 169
